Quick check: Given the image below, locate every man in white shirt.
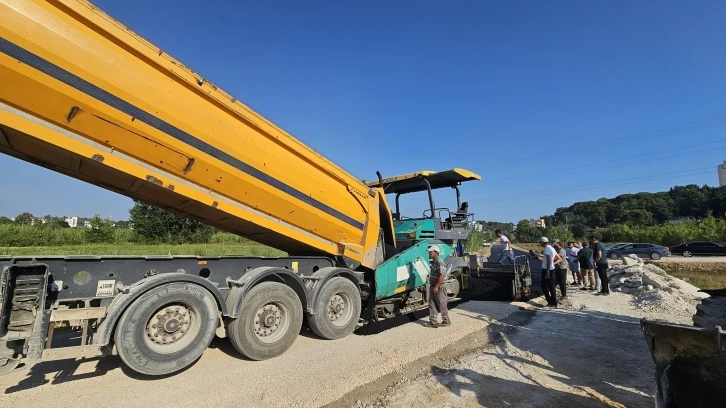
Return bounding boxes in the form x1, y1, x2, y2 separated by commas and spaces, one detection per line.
566, 242, 582, 287
534, 237, 560, 308
494, 229, 515, 264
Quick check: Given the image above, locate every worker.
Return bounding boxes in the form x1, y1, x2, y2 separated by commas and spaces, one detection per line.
578, 242, 596, 290
552, 239, 569, 299
567, 241, 582, 287
534, 237, 560, 308
426, 245, 451, 328
494, 229, 515, 264
590, 235, 610, 295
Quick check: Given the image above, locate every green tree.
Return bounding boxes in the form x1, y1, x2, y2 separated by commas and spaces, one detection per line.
85, 215, 114, 243
47, 219, 70, 228
621, 209, 654, 226
513, 219, 542, 242
13, 212, 33, 225
129, 201, 215, 244
545, 224, 574, 243
114, 220, 131, 229
0, 216, 13, 225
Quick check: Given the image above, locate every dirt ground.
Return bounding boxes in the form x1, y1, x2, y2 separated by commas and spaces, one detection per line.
332, 288, 671, 408
0, 298, 524, 408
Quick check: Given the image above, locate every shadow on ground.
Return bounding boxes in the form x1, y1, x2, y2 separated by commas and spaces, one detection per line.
425, 307, 654, 408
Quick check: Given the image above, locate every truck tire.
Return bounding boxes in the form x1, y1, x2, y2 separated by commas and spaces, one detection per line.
228, 282, 303, 360
308, 277, 361, 340
693, 296, 726, 328
114, 282, 218, 376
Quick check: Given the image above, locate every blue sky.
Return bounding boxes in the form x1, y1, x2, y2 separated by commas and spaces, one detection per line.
1, 0, 725, 223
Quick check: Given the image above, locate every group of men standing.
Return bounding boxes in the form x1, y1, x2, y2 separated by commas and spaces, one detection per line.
537, 236, 610, 307
493, 230, 610, 309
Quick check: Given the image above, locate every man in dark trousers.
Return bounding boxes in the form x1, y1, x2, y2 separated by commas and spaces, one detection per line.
590, 235, 610, 295
534, 237, 560, 308
426, 245, 451, 328
552, 239, 569, 299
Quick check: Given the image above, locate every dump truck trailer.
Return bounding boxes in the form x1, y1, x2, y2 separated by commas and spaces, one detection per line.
0, 0, 531, 377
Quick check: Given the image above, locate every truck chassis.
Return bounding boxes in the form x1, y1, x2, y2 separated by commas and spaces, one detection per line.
0, 253, 530, 377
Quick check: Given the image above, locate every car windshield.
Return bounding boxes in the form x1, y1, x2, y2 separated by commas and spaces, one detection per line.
607, 243, 630, 250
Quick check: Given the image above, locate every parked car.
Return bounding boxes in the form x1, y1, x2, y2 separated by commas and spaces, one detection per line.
670, 241, 726, 257
606, 243, 671, 260
606, 242, 632, 251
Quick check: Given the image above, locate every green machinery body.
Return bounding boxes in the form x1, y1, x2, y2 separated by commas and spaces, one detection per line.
367, 170, 478, 300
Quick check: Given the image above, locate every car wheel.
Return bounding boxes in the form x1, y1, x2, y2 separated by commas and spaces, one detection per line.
650, 252, 662, 260
609, 252, 621, 260
682, 251, 693, 257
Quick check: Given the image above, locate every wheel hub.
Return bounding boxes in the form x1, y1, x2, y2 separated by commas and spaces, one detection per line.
254, 304, 282, 337
328, 295, 345, 321
146, 306, 192, 345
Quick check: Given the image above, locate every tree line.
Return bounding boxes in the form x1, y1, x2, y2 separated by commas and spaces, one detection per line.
5, 184, 726, 247
0, 201, 250, 246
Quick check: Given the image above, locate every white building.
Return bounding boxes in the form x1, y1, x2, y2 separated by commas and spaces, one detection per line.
529, 218, 546, 228
719, 160, 726, 187
65, 216, 78, 228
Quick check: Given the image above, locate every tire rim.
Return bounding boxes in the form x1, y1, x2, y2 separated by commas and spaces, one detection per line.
684, 251, 693, 257
253, 301, 290, 344
327, 292, 354, 328
652, 253, 661, 260
144, 302, 199, 353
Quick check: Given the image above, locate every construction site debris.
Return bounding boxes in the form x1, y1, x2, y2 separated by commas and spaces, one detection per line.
607, 256, 708, 320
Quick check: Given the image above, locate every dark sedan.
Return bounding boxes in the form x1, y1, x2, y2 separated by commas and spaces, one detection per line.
606, 243, 671, 260
670, 241, 726, 257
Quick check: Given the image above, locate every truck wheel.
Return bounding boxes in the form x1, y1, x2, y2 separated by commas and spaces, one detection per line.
114, 282, 218, 376
693, 296, 726, 328
228, 282, 303, 360
308, 277, 361, 340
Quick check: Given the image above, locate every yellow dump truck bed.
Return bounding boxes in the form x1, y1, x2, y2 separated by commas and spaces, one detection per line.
0, 0, 391, 269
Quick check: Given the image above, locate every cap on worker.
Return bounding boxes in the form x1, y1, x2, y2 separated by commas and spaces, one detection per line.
539, 237, 549, 243
552, 239, 561, 244
427, 245, 440, 253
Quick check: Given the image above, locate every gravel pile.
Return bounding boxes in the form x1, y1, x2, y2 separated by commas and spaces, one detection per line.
607, 257, 708, 319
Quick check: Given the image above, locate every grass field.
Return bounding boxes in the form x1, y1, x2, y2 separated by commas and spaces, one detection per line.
0, 243, 284, 257
649, 262, 726, 290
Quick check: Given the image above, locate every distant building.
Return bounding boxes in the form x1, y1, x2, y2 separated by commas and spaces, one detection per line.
65, 216, 78, 228
83, 220, 92, 228
529, 218, 546, 228
719, 161, 726, 187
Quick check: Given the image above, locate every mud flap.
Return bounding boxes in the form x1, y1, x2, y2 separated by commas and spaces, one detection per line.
641, 319, 726, 408
0, 264, 50, 375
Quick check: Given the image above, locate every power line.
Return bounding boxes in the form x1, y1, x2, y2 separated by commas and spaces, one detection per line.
398, 167, 715, 213
477, 142, 726, 187
394, 143, 726, 209
505, 113, 726, 166
469, 120, 726, 188
475, 170, 715, 207
469, 168, 714, 205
